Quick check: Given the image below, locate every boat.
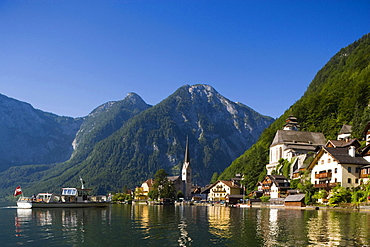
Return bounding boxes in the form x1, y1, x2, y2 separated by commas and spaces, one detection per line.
17, 178, 111, 209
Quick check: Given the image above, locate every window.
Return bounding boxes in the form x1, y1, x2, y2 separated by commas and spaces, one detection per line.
348, 178, 352, 183
348, 167, 352, 173
355, 179, 359, 184
334, 178, 337, 183
355, 167, 360, 173
328, 158, 331, 163
334, 168, 338, 173
321, 160, 324, 165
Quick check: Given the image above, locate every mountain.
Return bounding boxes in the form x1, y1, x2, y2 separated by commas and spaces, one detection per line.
0, 93, 83, 172
71, 92, 151, 162
0, 84, 274, 196
219, 33, 370, 191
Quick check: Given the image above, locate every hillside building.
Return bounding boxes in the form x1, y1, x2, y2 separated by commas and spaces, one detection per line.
307, 146, 370, 189
266, 115, 326, 176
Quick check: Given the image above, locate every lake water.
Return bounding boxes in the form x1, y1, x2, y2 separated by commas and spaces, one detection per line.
1, 202, 369, 246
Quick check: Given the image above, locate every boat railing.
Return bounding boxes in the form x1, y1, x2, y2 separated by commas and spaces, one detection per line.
18, 196, 33, 201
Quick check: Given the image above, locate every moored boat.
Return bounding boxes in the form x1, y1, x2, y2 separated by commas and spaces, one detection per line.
17, 178, 111, 209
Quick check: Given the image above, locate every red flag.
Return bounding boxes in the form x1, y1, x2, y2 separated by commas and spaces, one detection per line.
14, 186, 22, 197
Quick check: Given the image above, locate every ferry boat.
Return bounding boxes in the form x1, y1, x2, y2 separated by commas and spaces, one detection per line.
17, 178, 111, 209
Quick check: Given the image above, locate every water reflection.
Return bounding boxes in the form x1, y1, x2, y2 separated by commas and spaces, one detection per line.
14, 207, 110, 245
8, 204, 370, 246
15, 208, 32, 237
207, 206, 232, 239
307, 210, 370, 246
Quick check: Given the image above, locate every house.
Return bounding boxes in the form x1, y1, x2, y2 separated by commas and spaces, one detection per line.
337, 124, 352, 141
360, 121, 370, 183
266, 115, 326, 176
207, 180, 242, 202
307, 146, 370, 189
284, 194, 306, 207
291, 153, 314, 179
260, 175, 290, 199
326, 139, 360, 149
134, 179, 154, 200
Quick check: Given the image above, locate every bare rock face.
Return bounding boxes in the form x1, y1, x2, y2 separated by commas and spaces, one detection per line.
0, 93, 83, 171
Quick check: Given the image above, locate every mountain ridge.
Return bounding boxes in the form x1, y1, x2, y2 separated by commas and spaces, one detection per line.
0, 84, 273, 197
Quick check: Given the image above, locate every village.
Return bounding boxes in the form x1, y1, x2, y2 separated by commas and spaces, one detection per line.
128, 116, 370, 208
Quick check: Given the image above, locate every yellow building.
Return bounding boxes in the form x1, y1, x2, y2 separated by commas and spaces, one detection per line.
134, 179, 154, 200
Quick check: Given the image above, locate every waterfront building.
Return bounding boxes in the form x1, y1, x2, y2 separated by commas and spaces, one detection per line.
207, 180, 242, 202
259, 175, 290, 198
135, 179, 154, 200
307, 146, 370, 189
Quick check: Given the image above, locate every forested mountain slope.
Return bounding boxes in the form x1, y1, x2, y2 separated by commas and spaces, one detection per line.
219, 33, 370, 191
1, 85, 273, 197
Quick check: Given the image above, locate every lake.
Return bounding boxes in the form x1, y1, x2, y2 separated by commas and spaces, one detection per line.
1, 202, 369, 246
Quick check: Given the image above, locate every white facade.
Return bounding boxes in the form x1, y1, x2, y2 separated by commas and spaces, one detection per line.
310, 150, 362, 188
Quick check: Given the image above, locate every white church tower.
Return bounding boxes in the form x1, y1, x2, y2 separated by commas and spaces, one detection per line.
182, 137, 192, 200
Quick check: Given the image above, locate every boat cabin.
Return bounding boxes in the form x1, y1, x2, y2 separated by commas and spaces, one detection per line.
35, 193, 53, 202
62, 188, 92, 202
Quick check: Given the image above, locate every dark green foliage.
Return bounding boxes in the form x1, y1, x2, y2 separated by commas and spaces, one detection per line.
210, 172, 218, 184
219, 33, 370, 193
329, 185, 352, 206
152, 169, 177, 200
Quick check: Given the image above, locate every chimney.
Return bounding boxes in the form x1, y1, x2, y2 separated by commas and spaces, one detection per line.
348, 146, 356, 158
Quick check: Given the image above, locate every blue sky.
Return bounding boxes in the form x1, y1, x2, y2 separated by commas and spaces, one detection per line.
0, 1, 369, 118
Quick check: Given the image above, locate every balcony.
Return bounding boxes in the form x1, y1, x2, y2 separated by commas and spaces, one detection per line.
315, 172, 332, 179
212, 189, 226, 193
314, 182, 340, 189
360, 173, 370, 179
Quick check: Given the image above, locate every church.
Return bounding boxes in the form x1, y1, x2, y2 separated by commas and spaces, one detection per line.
134, 137, 193, 200
181, 137, 192, 200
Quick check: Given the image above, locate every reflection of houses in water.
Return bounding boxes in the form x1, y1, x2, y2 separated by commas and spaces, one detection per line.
132, 204, 150, 231
207, 206, 232, 239
307, 210, 370, 246
255, 209, 280, 246
306, 210, 341, 246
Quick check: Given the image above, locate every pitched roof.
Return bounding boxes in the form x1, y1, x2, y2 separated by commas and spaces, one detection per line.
285, 194, 305, 202
325, 147, 370, 165
339, 124, 352, 134
271, 130, 326, 147
326, 139, 360, 149
167, 176, 180, 182
209, 180, 241, 189
308, 147, 370, 170
265, 175, 290, 188
142, 179, 154, 187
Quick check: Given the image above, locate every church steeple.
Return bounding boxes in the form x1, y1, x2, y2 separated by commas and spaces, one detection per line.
182, 136, 192, 199
283, 115, 300, 131
184, 136, 190, 163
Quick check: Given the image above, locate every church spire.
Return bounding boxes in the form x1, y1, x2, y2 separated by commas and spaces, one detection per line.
184, 136, 190, 163
182, 136, 192, 200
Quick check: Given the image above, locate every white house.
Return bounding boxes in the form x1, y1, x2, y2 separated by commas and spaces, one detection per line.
307, 146, 370, 189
